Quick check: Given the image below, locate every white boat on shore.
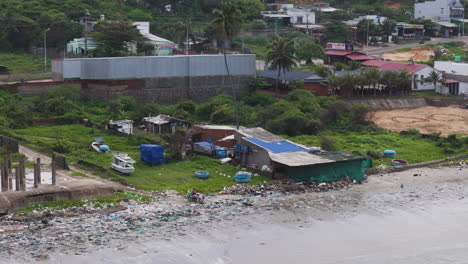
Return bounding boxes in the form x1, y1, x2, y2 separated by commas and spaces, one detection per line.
111, 153, 135, 174
91, 137, 110, 153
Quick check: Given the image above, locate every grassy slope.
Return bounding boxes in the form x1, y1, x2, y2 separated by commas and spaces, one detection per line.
287, 130, 466, 167
0, 53, 51, 74
12, 125, 269, 193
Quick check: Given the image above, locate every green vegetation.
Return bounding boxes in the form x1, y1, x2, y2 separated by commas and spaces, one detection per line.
287, 128, 468, 167
0, 53, 50, 73
9, 124, 269, 193
15, 192, 151, 214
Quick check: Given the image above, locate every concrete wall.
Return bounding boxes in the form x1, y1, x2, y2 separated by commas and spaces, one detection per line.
80, 75, 253, 103
348, 98, 428, 110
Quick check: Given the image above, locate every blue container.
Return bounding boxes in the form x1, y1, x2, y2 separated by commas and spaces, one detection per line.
99, 145, 110, 152
235, 172, 252, 183
140, 144, 165, 164
216, 149, 227, 158
383, 150, 396, 157
195, 171, 209, 179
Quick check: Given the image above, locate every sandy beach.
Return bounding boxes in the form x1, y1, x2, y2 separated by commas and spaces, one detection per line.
0, 165, 467, 264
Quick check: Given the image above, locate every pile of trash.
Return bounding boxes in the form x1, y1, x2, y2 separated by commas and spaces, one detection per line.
217, 178, 357, 196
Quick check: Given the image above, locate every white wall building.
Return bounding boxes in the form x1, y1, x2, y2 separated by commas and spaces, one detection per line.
414, 0, 464, 21
434, 61, 468, 95
286, 8, 316, 24
344, 15, 387, 26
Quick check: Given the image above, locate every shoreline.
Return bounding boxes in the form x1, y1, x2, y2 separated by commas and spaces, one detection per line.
0, 165, 466, 263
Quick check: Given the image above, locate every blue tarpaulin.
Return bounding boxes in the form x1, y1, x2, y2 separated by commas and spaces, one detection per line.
140, 144, 165, 164
244, 138, 309, 154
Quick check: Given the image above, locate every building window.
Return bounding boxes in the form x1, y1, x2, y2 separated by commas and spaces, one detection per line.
441, 8, 444, 15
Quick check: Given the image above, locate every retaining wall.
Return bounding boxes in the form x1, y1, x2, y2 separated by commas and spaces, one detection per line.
365, 153, 468, 176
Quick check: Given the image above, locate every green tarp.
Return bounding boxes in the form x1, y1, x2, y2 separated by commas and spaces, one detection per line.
286, 159, 372, 182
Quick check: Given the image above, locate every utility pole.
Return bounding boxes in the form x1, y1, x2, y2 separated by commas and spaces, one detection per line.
366, 14, 370, 47
44, 28, 50, 72
84, 9, 89, 57
186, 18, 190, 55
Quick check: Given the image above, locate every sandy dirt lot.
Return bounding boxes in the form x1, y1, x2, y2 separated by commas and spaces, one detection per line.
383, 46, 434, 62
369, 106, 468, 136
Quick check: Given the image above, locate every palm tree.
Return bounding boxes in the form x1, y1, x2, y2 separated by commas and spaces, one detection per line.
397, 70, 412, 95
380, 71, 399, 96
381, 19, 397, 43
211, 2, 241, 128
347, 60, 361, 71
366, 67, 381, 97
426, 70, 441, 91
266, 36, 297, 97
340, 72, 356, 97
326, 73, 341, 95
356, 72, 370, 97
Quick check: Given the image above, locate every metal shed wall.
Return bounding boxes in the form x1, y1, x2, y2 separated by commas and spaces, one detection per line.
55, 55, 256, 80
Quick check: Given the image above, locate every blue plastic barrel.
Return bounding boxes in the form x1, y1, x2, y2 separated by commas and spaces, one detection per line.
195, 171, 209, 179
235, 172, 252, 183
99, 145, 110, 152
383, 150, 396, 157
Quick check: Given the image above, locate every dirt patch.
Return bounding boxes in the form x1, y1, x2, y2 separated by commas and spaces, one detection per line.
383, 46, 435, 62
369, 106, 468, 136
385, 1, 401, 10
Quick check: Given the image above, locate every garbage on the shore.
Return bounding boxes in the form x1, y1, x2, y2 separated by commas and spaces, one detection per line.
392, 159, 409, 167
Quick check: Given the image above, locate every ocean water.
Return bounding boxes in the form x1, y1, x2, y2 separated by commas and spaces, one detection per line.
49, 197, 468, 264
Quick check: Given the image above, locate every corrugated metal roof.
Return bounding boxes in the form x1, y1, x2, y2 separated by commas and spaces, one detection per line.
270, 151, 335, 166
258, 70, 319, 81
244, 138, 309, 154
237, 127, 284, 142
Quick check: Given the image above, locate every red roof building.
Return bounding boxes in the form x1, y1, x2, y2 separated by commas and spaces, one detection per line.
361, 60, 428, 74
325, 51, 374, 64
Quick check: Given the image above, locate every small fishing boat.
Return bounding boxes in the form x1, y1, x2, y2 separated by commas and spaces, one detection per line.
91, 137, 110, 153
111, 153, 135, 174
392, 159, 408, 167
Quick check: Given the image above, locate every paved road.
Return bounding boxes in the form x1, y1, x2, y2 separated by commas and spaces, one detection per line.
365, 36, 468, 56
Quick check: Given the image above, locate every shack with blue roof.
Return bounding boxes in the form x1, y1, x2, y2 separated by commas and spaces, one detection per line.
234, 127, 370, 182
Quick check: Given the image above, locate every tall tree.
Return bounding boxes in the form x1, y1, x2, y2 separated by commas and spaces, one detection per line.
93, 20, 144, 57
366, 67, 381, 96
380, 19, 396, 43
347, 60, 361, 71
211, 2, 242, 128
294, 38, 325, 64
380, 70, 399, 96
266, 36, 297, 97
426, 70, 441, 91
326, 73, 341, 96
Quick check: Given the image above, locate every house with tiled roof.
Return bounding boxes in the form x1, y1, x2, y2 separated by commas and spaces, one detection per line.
361, 60, 435, 90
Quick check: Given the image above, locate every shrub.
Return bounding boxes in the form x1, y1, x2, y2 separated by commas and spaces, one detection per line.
242, 92, 276, 107
248, 20, 267, 29
318, 135, 337, 151
406, 128, 421, 137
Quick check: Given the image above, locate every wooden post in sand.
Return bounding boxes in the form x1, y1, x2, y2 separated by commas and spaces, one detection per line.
36, 158, 41, 184
15, 167, 20, 191
19, 156, 26, 191
51, 160, 56, 185
0, 163, 5, 192
1, 163, 8, 192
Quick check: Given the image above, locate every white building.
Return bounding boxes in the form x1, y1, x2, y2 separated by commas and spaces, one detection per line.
344, 15, 387, 26
434, 61, 468, 95
414, 0, 464, 21
286, 8, 316, 24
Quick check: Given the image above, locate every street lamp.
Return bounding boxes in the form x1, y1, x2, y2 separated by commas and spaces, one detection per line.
44, 28, 50, 72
